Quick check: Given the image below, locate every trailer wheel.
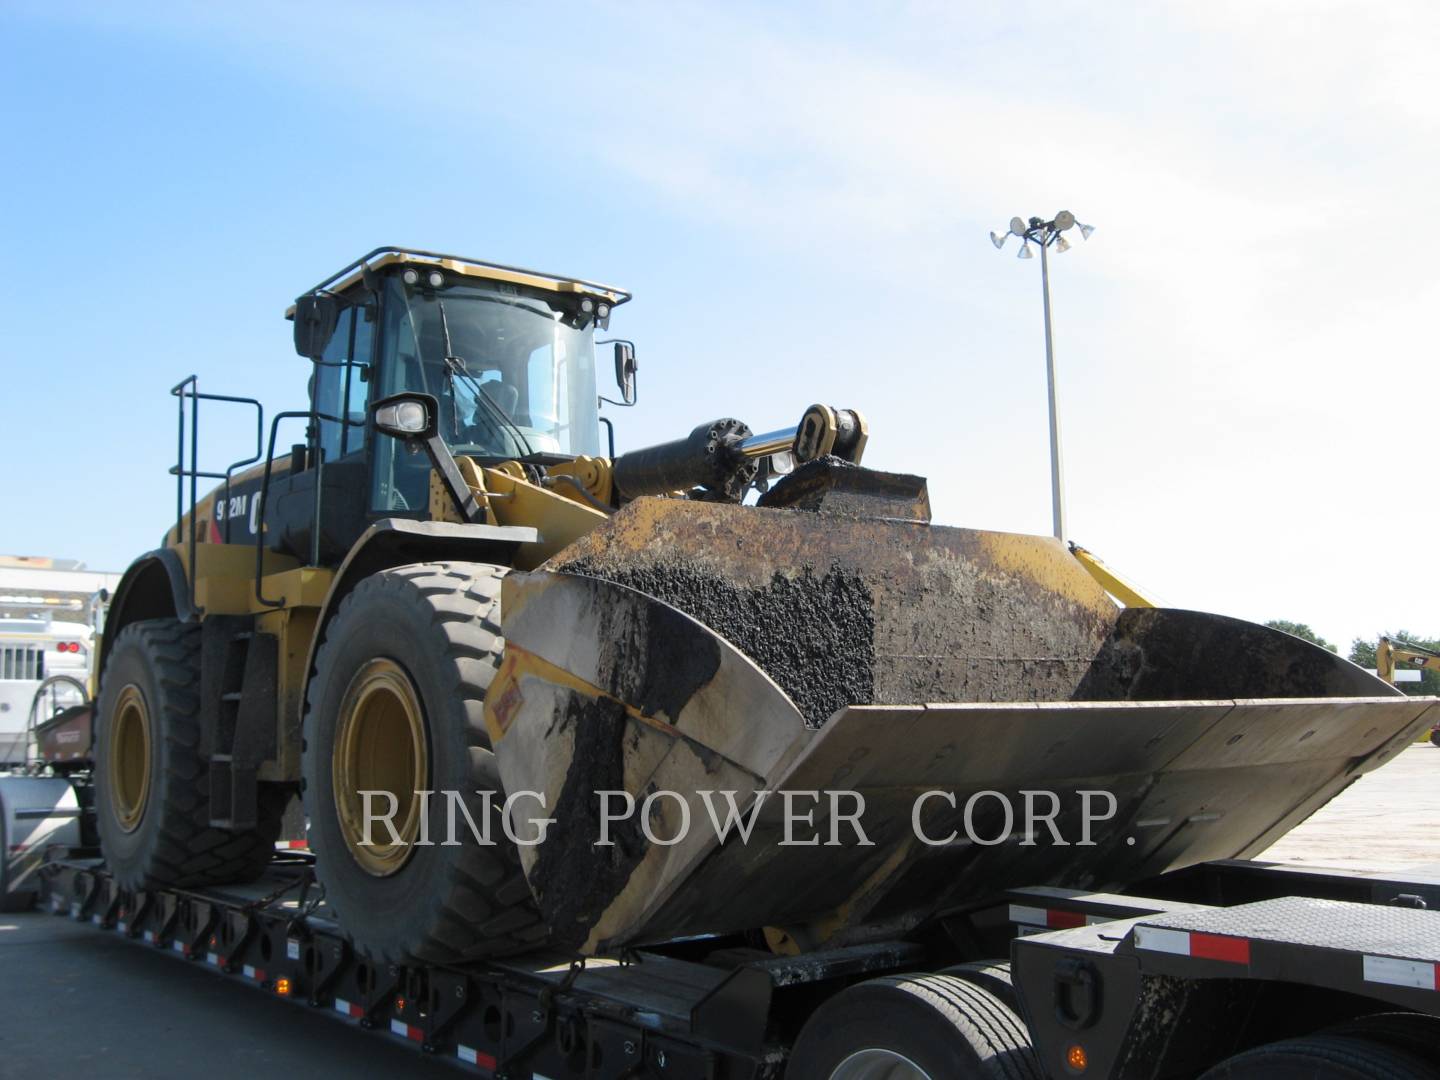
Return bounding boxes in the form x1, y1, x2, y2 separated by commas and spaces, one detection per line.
302, 562, 545, 965
786, 974, 1043, 1080
1200, 1034, 1440, 1079
1323, 1015, 1440, 1070
94, 619, 286, 889
1429, 728, 1440, 748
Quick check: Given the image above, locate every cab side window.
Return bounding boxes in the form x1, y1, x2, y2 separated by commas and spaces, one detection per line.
313, 306, 372, 462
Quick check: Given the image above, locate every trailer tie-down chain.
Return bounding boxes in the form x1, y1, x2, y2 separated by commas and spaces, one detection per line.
537, 956, 587, 1010
237, 865, 322, 928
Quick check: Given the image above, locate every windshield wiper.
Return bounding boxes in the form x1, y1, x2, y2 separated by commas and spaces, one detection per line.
436, 301, 534, 458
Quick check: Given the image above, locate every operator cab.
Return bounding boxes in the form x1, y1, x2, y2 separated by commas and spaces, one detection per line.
274, 248, 629, 558
289, 249, 627, 529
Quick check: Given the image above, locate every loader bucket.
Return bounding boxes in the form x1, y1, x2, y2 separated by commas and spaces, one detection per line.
485, 498, 1436, 954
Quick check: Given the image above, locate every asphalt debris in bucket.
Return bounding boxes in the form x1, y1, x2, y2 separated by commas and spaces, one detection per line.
565, 557, 876, 727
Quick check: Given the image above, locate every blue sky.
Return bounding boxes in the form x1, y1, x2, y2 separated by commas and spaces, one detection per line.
2, 1, 1435, 650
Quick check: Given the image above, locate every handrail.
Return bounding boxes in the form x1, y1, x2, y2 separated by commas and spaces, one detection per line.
170, 377, 264, 613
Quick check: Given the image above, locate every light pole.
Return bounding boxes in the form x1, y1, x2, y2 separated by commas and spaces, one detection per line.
989, 211, 1094, 542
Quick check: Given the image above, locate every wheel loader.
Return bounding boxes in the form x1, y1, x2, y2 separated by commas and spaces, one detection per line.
94, 246, 1433, 969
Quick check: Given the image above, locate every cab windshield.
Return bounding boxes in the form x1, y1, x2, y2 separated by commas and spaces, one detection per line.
379, 275, 601, 459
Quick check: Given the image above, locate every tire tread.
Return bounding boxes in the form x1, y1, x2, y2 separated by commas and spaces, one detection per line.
305, 561, 544, 964
97, 619, 286, 889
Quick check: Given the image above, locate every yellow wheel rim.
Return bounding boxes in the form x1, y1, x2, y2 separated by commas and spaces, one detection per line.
109, 684, 152, 833
332, 658, 429, 877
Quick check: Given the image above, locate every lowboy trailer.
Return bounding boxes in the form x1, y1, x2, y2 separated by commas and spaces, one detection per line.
30, 851, 1440, 1079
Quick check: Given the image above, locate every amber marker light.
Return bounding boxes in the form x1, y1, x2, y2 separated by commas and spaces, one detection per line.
274, 977, 292, 996
1066, 1044, 1089, 1072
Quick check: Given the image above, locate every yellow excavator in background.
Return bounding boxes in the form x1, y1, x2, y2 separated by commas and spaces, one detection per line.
1377, 636, 1440, 746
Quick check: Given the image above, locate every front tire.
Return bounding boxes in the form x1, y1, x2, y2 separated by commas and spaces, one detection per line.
95, 619, 284, 888
302, 562, 545, 964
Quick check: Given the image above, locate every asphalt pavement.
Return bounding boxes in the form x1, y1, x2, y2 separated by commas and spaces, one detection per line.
0, 911, 460, 1078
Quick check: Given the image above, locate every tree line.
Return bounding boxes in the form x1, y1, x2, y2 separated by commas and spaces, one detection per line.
1264, 620, 1439, 698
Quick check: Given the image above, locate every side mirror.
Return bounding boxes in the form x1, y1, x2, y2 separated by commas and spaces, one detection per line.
614, 341, 637, 405
372, 392, 438, 440
293, 293, 341, 359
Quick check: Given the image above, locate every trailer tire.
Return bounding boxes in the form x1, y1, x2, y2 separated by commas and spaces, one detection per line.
302, 562, 546, 965
939, 961, 1020, 1016
1200, 1034, 1440, 1079
786, 974, 1043, 1080
95, 619, 286, 889
1323, 1015, 1440, 1070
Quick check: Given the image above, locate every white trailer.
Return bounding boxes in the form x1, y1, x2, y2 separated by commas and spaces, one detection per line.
0, 618, 92, 766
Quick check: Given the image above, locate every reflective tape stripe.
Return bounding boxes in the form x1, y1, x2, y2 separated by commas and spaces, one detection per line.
242, 965, 265, 981
1364, 955, 1439, 991
390, 1018, 423, 1041
1009, 903, 1107, 930
335, 998, 365, 1019
1134, 926, 1249, 965
1009, 904, 1049, 927
1134, 926, 1190, 955
458, 1045, 498, 1071
1191, 932, 1251, 965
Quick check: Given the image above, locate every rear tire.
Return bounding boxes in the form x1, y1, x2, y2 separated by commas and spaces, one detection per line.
1323, 1015, 1440, 1071
1200, 1034, 1440, 1079
95, 619, 285, 889
939, 961, 1021, 1016
302, 562, 545, 965
786, 974, 1043, 1079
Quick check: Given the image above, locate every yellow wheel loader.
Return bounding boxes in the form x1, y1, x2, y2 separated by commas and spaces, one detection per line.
93, 247, 1432, 968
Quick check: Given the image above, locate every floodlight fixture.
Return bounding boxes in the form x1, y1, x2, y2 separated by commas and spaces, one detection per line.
986, 208, 1096, 542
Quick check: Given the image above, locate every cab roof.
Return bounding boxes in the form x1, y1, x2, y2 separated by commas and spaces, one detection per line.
286, 246, 631, 317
